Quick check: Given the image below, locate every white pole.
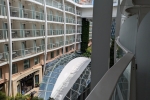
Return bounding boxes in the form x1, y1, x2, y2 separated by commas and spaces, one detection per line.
6, 0, 12, 96
74, 6, 77, 51
63, 0, 66, 54
43, 0, 48, 76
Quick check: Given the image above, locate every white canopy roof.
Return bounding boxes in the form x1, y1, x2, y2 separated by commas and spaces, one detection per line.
51, 57, 91, 100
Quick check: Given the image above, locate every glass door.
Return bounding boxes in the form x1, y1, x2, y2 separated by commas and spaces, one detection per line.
32, 24, 36, 36
31, 6, 35, 19
41, 25, 44, 36
20, 23, 25, 38
22, 41, 26, 56
19, 2, 23, 18
33, 40, 37, 52
41, 39, 45, 50
3, 22, 7, 39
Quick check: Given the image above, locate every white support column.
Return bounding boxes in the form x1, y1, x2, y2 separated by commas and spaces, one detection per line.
63, 0, 66, 54
74, 6, 77, 51
43, 0, 48, 75
91, 0, 113, 89
6, 0, 12, 96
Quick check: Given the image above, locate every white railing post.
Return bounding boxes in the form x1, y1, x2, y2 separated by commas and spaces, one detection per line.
63, 0, 66, 54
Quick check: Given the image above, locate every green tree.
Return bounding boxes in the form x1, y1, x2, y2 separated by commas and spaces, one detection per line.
0, 91, 7, 100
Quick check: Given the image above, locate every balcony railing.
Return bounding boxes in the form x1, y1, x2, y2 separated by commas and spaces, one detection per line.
0, 4, 6, 16
66, 17, 75, 24
47, 29, 64, 35
77, 20, 82, 24
46, 0, 63, 10
76, 38, 81, 42
0, 29, 65, 40
89, 34, 92, 39
47, 41, 63, 50
86, 37, 136, 100
76, 10, 81, 15
66, 29, 75, 34
10, 6, 44, 20
65, 5, 75, 14
77, 30, 81, 33
47, 14, 64, 22
34, 0, 44, 3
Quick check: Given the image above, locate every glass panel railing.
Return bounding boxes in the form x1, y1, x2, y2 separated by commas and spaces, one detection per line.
77, 20, 82, 24
0, 4, 6, 16
12, 46, 44, 60
86, 53, 134, 100
47, 14, 64, 22
66, 29, 75, 34
66, 17, 75, 24
76, 38, 81, 42
77, 30, 81, 33
65, 5, 75, 14
47, 29, 64, 36
34, 0, 44, 3
0, 29, 8, 39
111, 62, 131, 100
46, 0, 63, 10
47, 42, 63, 50
11, 29, 44, 39
10, 6, 44, 20
76, 10, 81, 16
0, 52, 8, 63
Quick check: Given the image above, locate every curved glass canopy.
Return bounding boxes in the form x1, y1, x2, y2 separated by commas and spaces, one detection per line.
64, 63, 91, 100
38, 53, 82, 100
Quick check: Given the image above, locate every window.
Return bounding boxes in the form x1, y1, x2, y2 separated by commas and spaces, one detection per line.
51, 51, 54, 58
66, 47, 68, 52
24, 59, 30, 69
0, 68, 2, 79
35, 75, 39, 84
57, 50, 59, 56
12, 63, 18, 74
34, 56, 39, 65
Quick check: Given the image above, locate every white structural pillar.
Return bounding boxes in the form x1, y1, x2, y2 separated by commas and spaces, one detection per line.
74, 6, 77, 51
91, 0, 113, 89
63, 0, 66, 54
43, 0, 48, 75
114, 0, 121, 63
6, 0, 12, 96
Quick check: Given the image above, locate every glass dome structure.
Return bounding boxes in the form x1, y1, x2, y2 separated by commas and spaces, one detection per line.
38, 53, 83, 100
64, 63, 91, 100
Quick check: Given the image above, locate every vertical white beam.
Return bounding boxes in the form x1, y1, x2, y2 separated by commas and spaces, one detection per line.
114, 0, 121, 63
62, 0, 66, 54
43, 0, 48, 75
6, 0, 12, 96
91, 0, 113, 89
74, 6, 77, 51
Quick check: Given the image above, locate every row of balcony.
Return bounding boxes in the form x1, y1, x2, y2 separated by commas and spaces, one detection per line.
0, 5, 81, 24
32, 0, 81, 15
0, 38, 81, 64
0, 29, 82, 40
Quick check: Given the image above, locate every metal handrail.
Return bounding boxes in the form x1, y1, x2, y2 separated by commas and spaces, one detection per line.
116, 36, 131, 53
86, 53, 134, 100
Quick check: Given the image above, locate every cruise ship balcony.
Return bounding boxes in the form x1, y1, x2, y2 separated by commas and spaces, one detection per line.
10, 6, 44, 20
